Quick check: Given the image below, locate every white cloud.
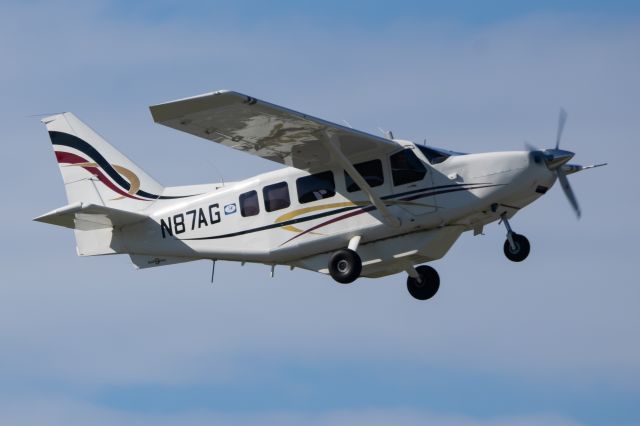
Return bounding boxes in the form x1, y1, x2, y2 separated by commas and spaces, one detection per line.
0, 398, 584, 426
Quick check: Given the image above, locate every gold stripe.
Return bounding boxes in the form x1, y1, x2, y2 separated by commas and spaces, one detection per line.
273, 196, 438, 235
275, 201, 364, 234
112, 164, 141, 199
64, 162, 141, 200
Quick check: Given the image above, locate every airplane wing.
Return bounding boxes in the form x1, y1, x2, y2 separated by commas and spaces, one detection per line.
149, 90, 398, 171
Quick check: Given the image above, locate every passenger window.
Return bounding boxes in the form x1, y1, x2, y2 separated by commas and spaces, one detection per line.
390, 149, 426, 186
239, 190, 259, 217
344, 159, 384, 192
297, 171, 336, 204
263, 182, 291, 212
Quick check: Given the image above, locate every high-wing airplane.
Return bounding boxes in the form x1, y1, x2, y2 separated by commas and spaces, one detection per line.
35, 91, 605, 300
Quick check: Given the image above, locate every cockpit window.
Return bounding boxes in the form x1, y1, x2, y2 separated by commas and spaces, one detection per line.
417, 145, 465, 165
390, 149, 426, 186
344, 159, 384, 192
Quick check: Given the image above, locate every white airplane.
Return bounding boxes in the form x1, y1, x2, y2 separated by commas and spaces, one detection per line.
35, 91, 605, 300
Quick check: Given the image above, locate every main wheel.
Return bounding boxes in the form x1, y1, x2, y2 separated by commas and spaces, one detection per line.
503, 233, 530, 262
328, 249, 362, 284
406, 265, 440, 300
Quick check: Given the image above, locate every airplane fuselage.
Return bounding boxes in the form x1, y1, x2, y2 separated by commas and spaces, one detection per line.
118, 141, 556, 277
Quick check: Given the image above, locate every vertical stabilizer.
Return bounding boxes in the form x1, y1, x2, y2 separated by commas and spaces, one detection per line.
43, 113, 165, 212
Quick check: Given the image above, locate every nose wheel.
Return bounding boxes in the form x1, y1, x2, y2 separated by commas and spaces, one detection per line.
501, 214, 530, 262
503, 233, 530, 262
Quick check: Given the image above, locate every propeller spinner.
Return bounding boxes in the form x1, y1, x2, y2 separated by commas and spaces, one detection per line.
529, 109, 588, 219
548, 109, 581, 218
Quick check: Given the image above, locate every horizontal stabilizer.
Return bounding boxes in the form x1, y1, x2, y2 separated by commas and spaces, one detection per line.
34, 202, 148, 230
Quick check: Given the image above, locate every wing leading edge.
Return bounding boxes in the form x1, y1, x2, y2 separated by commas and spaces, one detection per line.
149, 91, 398, 172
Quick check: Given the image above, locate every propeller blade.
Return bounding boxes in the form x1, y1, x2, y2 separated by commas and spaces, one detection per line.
555, 108, 568, 149
556, 169, 581, 218
524, 141, 538, 152
561, 162, 608, 175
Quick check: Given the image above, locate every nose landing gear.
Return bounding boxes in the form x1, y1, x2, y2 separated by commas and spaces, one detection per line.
501, 214, 530, 262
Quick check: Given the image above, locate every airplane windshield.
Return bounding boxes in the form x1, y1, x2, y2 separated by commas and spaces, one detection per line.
417, 145, 466, 165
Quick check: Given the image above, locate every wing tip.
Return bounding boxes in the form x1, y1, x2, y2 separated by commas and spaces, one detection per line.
151, 89, 235, 107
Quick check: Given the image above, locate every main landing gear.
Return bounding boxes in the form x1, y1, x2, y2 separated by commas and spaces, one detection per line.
328, 236, 441, 300
501, 214, 530, 262
328, 248, 362, 284
406, 265, 440, 300
328, 236, 363, 284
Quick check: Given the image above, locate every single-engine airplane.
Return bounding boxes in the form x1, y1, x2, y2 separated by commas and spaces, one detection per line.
35, 91, 605, 300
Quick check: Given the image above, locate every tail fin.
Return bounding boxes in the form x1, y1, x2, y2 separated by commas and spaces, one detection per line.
43, 112, 164, 212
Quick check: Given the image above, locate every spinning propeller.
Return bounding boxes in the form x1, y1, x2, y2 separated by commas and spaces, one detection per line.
529, 109, 606, 219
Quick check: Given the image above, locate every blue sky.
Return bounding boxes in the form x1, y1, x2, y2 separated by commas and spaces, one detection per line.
1, 1, 639, 425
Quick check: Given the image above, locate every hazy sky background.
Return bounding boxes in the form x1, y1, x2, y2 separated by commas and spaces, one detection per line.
1, 1, 639, 425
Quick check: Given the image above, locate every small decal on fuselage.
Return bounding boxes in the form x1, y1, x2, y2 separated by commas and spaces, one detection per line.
224, 203, 237, 215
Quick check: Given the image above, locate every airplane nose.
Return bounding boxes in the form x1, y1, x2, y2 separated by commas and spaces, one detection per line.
543, 149, 575, 170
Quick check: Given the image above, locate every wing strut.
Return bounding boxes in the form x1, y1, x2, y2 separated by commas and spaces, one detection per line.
325, 133, 401, 227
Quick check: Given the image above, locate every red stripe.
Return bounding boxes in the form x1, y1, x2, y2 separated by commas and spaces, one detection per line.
54, 151, 145, 201
55, 151, 88, 165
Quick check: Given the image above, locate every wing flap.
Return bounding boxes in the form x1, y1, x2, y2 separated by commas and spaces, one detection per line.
149, 91, 398, 171
34, 202, 148, 230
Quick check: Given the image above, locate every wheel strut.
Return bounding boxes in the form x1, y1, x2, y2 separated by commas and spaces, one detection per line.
500, 213, 531, 262
501, 213, 517, 251
404, 265, 421, 282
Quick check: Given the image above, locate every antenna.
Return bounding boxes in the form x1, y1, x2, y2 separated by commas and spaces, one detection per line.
377, 127, 394, 140
206, 159, 226, 187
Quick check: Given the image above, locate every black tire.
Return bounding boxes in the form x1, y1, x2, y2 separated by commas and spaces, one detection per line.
503, 233, 530, 262
328, 249, 362, 284
406, 265, 440, 300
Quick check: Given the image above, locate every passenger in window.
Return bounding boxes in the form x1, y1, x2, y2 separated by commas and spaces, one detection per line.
297, 171, 335, 204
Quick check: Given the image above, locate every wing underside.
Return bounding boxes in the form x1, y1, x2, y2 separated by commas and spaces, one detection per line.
149, 91, 398, 172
